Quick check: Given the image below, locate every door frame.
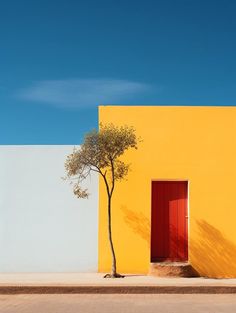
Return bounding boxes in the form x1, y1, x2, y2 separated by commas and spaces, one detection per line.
150, 179, 190, 262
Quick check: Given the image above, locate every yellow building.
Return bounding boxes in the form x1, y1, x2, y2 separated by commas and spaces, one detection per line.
98, 105, 236, 278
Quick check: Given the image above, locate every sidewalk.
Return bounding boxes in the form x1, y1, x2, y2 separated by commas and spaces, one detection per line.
0, 273, 236, 294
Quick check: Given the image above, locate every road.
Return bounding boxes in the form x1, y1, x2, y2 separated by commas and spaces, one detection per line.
0, 294, 236, 313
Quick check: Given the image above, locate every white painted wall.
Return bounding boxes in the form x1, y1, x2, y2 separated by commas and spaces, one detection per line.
0, 146, 98, 272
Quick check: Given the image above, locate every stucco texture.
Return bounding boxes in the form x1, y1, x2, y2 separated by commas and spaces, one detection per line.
98, 106, 236, 278
0, 146, 98, 272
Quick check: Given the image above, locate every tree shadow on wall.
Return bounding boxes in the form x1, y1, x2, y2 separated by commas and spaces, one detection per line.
120, 206, 150, 245
191, 220, 236, 278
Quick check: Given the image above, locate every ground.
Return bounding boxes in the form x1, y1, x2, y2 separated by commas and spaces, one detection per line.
0, 294, 236, 313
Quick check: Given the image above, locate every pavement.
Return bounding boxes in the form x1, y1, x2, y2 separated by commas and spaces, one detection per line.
0, 273, 236, 294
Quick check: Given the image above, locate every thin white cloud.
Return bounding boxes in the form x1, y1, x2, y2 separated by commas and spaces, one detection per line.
18, 79, 151, 108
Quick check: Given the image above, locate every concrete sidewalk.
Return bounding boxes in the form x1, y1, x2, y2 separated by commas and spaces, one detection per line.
0, 273, 236, 294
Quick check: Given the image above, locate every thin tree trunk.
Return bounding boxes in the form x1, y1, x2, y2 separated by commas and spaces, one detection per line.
107, 195, 117, 276
102, 171, 123, 278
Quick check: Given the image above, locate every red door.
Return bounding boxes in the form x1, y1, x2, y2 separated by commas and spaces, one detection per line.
151, 181, 188, 262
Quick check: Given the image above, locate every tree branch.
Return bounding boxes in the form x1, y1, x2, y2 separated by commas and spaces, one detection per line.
110, 158, 115, 196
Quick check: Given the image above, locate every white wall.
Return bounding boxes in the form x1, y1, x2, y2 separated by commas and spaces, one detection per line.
0, 146, 98, 272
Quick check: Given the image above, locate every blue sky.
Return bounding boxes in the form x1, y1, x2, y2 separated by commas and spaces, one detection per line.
1, 0, 236, 144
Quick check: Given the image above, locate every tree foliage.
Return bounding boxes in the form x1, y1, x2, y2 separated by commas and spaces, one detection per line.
64, 123, 138, 199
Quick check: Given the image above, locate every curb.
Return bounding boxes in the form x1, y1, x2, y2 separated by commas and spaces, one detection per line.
0, 285, 236, 294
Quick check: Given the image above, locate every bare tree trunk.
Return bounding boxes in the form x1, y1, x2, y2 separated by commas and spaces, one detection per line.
107, 195, 117, 276
102, 173, 124, 278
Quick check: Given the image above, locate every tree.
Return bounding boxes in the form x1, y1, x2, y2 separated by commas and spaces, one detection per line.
64, 123, 139, 278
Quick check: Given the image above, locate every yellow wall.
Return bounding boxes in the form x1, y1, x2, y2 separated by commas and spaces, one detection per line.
98, 106, 236, 278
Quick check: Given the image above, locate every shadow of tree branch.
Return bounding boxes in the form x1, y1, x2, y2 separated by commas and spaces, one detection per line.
120, 205, 150, 245
191, 220, 236, 278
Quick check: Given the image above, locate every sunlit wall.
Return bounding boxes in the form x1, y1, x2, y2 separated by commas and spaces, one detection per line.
99, 106, 236, 278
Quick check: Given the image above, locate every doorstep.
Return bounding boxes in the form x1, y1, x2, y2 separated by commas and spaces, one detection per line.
149, 262, 199, 277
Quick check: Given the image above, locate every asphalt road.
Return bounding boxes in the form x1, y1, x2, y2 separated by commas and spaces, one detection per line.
0, 294, 236, 313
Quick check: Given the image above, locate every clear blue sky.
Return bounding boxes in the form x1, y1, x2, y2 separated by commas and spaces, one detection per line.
1, 0, 236, 144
